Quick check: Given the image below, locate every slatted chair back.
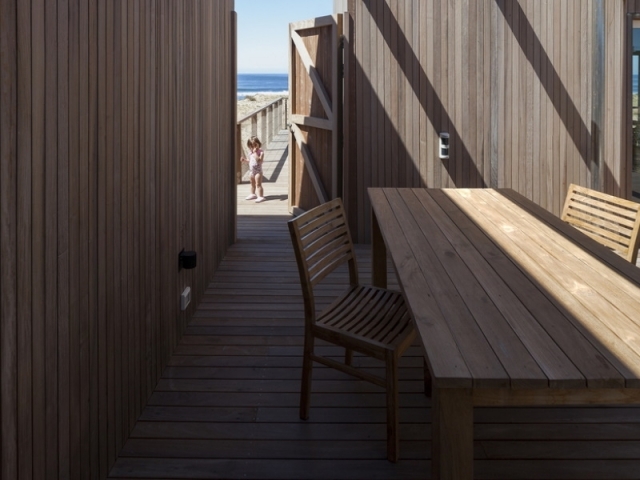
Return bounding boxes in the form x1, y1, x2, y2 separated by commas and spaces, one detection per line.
288, 199, 359, 322
561, 184, 640, 263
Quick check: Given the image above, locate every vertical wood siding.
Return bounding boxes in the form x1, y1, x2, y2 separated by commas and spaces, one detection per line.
0, 0, 236, 478
343, 0, 628, 242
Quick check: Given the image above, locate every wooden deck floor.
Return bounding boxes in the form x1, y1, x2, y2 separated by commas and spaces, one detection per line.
109, 131, 640, 479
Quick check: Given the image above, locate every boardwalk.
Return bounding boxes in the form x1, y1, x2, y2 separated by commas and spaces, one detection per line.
110, 131, 640, 479
236, 132, 291, 219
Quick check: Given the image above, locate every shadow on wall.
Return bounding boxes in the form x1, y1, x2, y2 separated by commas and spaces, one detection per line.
361, 0, 615, 184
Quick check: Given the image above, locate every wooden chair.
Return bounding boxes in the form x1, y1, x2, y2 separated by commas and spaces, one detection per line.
561, 183, 640, 263
287, 198, 417, 462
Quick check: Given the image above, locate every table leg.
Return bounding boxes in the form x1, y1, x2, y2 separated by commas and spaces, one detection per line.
432, 387, 473, 480
371, 209, 387, 288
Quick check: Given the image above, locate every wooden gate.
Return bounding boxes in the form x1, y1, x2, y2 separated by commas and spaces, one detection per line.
289, 15, 342, 214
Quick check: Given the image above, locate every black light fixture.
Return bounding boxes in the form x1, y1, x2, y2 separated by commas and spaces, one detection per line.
179, 249, 197, 270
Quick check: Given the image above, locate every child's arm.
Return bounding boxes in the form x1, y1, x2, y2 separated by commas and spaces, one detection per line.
256, 149, 264, 163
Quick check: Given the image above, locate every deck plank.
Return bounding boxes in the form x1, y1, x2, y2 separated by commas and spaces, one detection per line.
110, 132, 640, 479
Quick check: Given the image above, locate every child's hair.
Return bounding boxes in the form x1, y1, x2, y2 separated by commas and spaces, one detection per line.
248, 136, 262, 149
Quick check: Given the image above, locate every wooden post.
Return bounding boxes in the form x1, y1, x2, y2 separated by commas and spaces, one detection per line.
260, 109, 267, 144
432, 388, 474, 480
236, 123, 243, 184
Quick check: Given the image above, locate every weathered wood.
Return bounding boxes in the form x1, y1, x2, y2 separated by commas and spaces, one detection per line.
370, 187, 640, 478
96, 0, 108, 474
16, 0, 34, 477
0, 1, 236, 478
432, 388, 474, 480
370, 207, 386, 289
369, 189, 472, 389
291, 113, 332, 131
472, 189, 640, 386
111, 166, 431, 476
0, 0, 18, 478
288, 198, 417, 460
411, 189, 553, 388
291, 123, 329, 204
342, 1, 632, 243
474, 388, 640, 406
289, 15, 338, 213
109, 167, 640, 479
57, 0, 71, 475
291, 30, 333, 122
561, 183, 640, 263
31, 1, 47, 476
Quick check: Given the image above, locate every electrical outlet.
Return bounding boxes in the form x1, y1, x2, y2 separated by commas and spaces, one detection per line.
180, 286, 191, 311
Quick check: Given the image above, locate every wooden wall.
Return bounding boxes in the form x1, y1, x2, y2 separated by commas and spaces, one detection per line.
0, 1, 236, 478
342, 0, 629, 242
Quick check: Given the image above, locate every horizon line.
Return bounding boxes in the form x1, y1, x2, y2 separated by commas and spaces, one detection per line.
238, 72, 288, 75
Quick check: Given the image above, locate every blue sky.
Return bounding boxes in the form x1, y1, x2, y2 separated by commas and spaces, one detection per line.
236, 0, 334, 73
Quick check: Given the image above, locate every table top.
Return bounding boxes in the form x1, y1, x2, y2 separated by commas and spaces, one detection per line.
369, 188, 640, 390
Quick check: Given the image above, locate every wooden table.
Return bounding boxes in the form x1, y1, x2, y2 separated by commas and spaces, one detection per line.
369, 188, 640, 479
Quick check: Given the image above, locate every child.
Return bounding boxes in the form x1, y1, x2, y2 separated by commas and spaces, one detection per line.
240, 136, 266, 203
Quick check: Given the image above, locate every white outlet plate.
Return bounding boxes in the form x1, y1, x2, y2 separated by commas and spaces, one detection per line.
180, 286, 191, 311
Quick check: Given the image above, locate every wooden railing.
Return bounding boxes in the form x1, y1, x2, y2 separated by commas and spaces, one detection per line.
236, 97, 289, 183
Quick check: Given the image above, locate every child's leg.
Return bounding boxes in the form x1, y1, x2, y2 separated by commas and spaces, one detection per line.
255, 173, 264, 199
245, 175, 257, 200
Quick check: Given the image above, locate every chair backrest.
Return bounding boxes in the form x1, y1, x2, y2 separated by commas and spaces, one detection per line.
561, 183, 640, 263
288, 199, 359, 320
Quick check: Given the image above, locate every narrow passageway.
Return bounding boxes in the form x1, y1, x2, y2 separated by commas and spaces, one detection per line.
108, 130, 429, 479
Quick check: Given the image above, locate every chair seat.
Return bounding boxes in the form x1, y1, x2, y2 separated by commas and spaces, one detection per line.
313, 285, 415, 358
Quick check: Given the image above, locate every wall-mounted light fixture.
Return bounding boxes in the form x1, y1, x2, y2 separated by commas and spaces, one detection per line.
439, 132, 450, 159
179, 249, 197, 270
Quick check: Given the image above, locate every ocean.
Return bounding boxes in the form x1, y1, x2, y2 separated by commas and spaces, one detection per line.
237, 73, 289, 99
237, 74, 640, 96
238, 73, 640, 97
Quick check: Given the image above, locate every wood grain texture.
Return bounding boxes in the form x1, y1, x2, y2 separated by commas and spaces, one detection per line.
110, 165, 640, 479
370, 186, 640, 478
110, 159, 431, 478
16, 1, 34, 478
432, 388, 473, 480
371, 187, 640, 393
1, 0, 19, 478
288, 197, 416, 461
0, 1, 236, 478
561, 183, 640, 262
289, 16, 338, 213
343, 1, 631, 243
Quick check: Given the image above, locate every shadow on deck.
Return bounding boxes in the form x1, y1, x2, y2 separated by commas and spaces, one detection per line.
109, 132, 640, 479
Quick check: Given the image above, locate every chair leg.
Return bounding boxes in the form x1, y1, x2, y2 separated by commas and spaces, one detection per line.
385, 352, 399, 462
300, 333, 314, 420
345, 348, 353, 366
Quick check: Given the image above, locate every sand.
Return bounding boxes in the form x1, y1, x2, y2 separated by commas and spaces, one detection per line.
237, 93, 288, 120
